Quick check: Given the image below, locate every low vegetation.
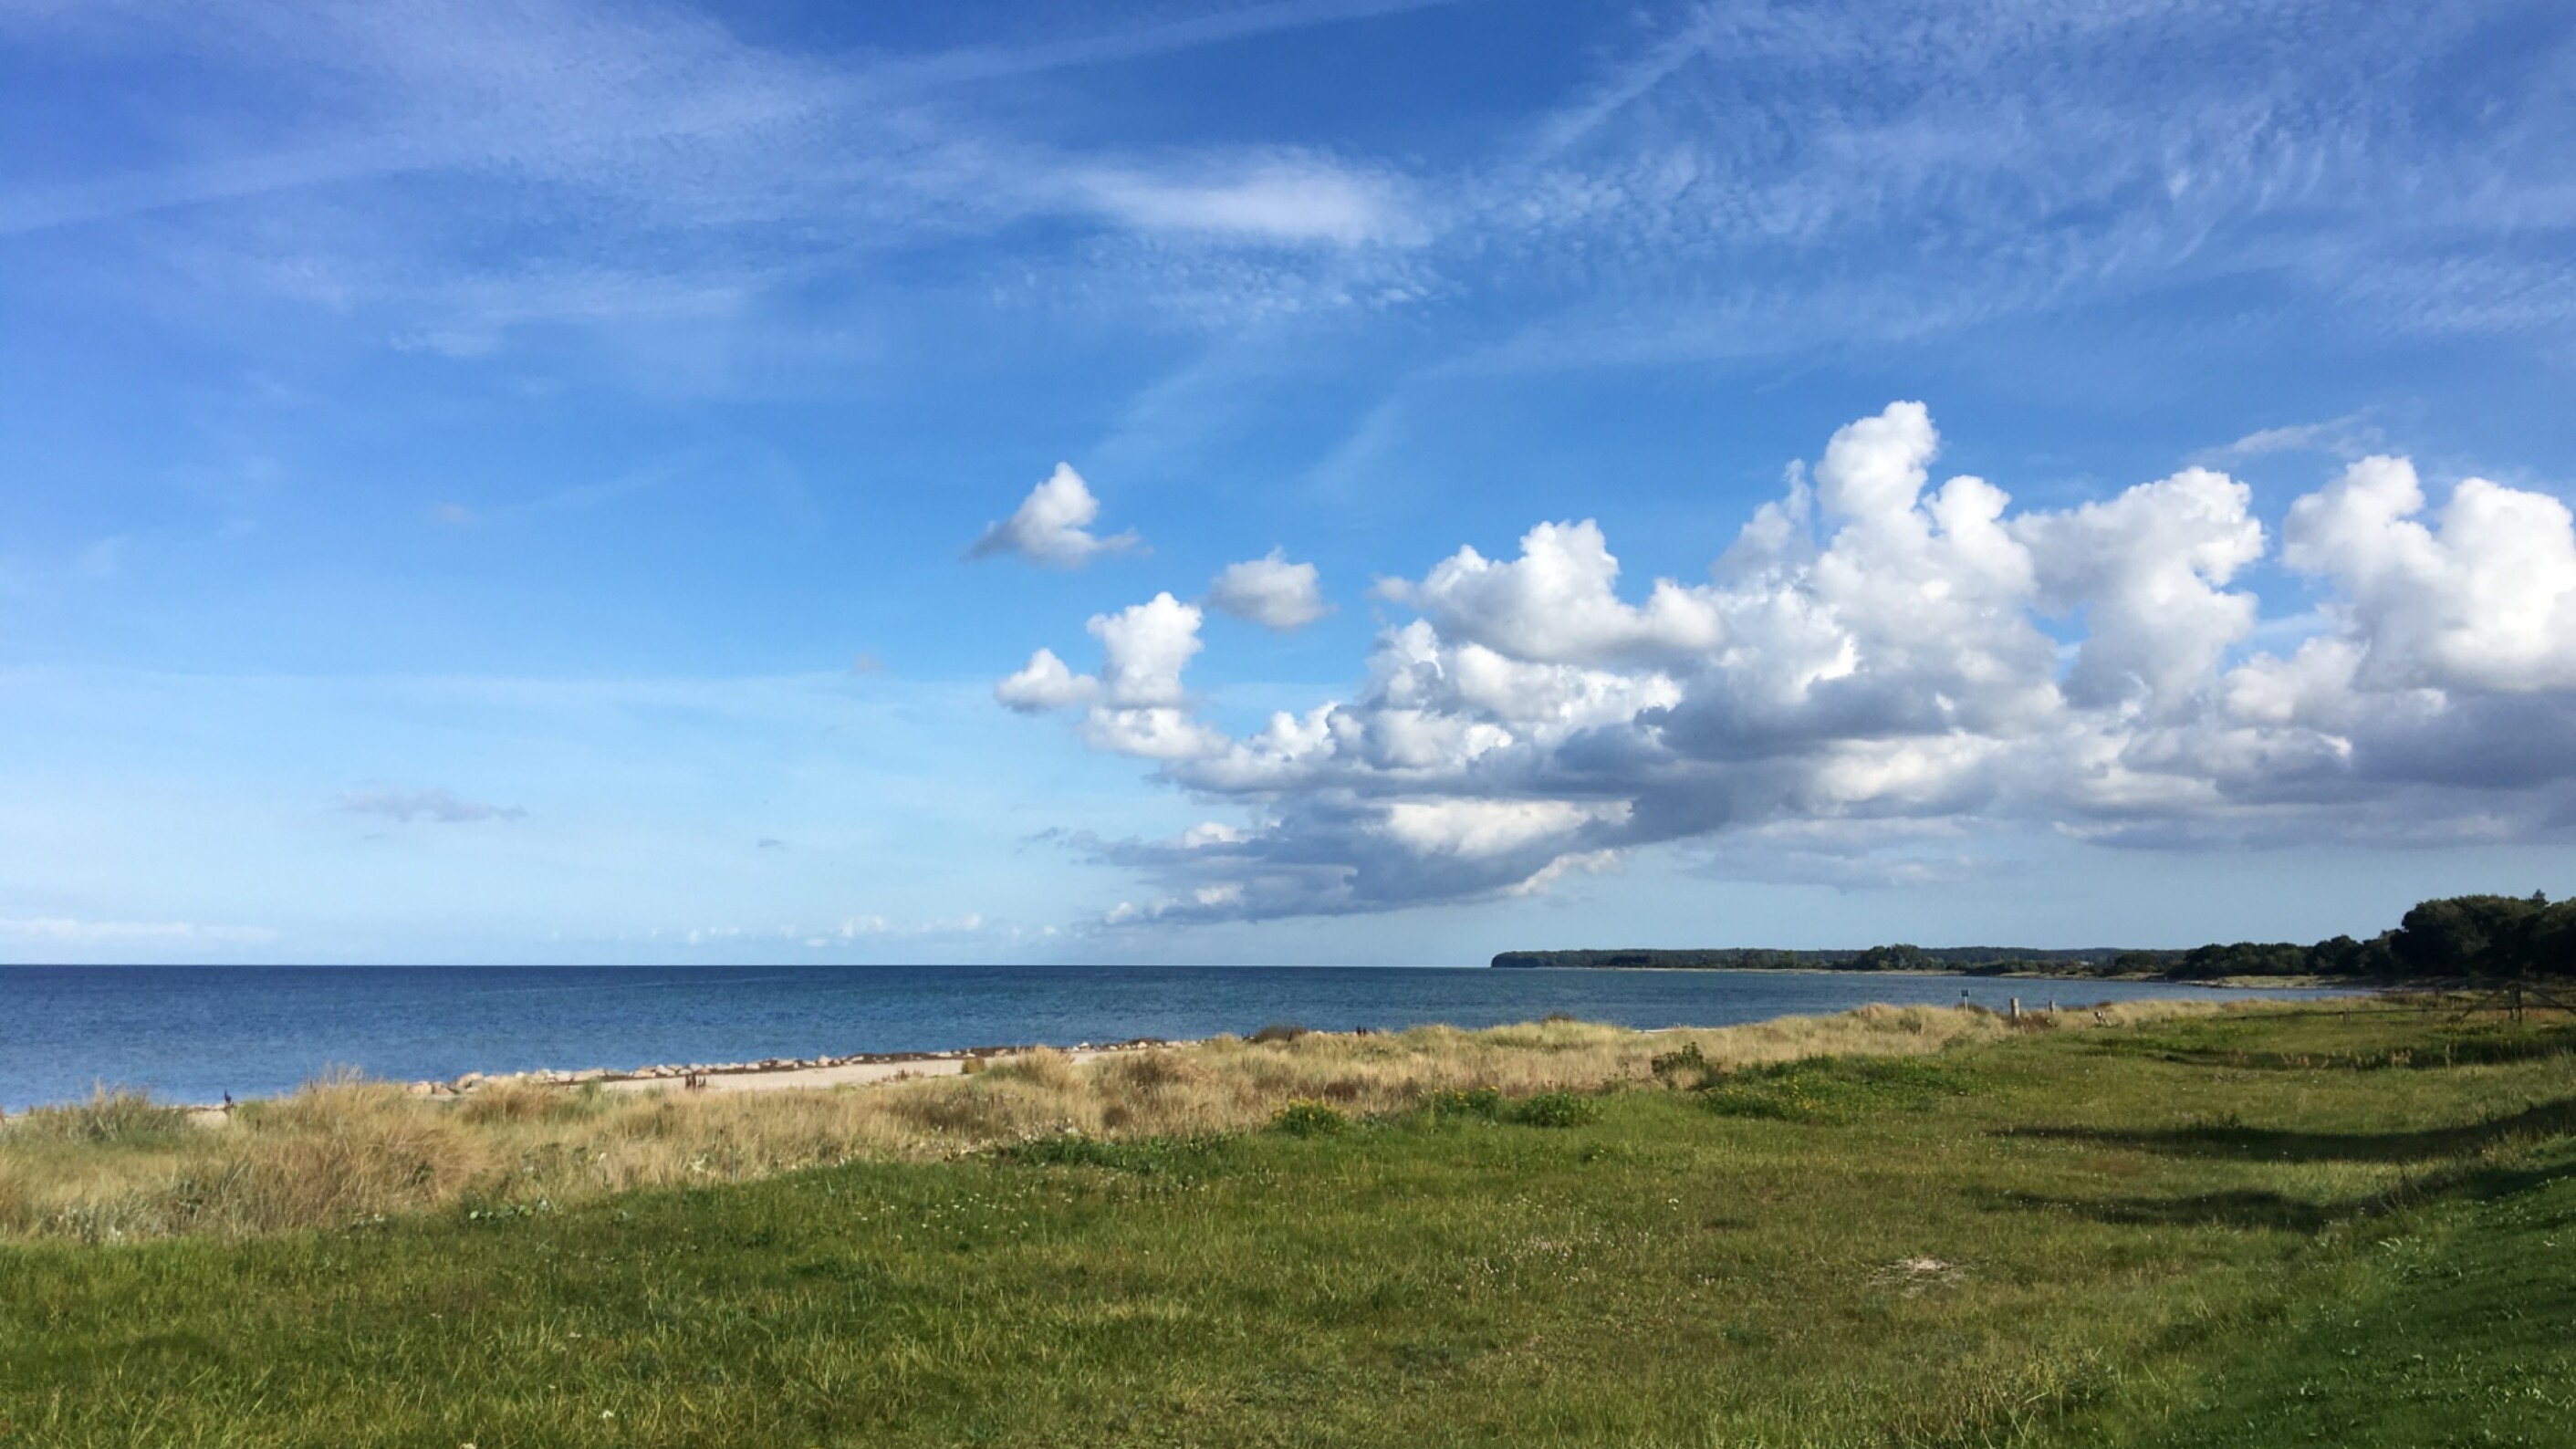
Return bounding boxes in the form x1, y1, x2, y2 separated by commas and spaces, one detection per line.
6, 998, 2575, 1446
0, 1001, 2083, 1242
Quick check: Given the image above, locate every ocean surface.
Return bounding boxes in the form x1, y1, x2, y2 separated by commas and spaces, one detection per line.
0, 964, 2340, 1111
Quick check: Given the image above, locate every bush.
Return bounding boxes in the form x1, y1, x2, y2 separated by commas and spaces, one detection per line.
1509, 1090, 1600, 1128
1248, 1022, 1309, 1045
1649, 1041, 1714, 1088
996, 1132, 1224, 1175
1421, 1087, 1503, 1121
1271, 1100, 1346, 1136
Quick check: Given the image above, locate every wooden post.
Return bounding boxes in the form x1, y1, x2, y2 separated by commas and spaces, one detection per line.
2008, 996, 2021, 1020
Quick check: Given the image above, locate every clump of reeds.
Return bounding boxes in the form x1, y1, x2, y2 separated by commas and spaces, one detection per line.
0, 998, 2260, 1242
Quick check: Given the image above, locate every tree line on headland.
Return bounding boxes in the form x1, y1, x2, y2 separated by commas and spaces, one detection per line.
1491, 892, 2576, 983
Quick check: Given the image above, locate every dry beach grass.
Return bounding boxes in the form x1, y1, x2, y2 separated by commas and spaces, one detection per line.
0, 998, 2237, 1242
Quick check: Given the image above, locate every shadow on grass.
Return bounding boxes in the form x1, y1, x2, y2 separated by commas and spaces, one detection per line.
1987, 1139, 2576, 1235
1997, 1095, 2576, 1165
1985, 1187, 2339, 1233
2080, 1017, 2576, 1074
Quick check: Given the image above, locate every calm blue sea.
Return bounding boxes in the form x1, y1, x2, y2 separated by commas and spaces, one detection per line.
0, 964, 2337, 1111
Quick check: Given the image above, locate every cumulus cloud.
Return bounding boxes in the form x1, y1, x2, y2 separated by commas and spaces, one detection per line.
1209, 548, 1329, 631
995, 648, 1100, 713
999, 402, 2576, 925
966, 464, 1139, 568
1380, 520, 1721, 662
2279, 456, 2576, 693
993, 594, 1228, 759
340, 787, 527, 823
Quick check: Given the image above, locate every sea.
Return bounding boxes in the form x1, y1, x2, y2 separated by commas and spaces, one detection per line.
0, 964, 2341, 1111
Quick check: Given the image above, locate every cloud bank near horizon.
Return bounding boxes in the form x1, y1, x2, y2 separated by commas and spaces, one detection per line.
1000, 402, 2576, 925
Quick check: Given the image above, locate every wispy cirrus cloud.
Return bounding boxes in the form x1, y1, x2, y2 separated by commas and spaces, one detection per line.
10, 0, 2567, 387
0, 915, 278, 945
340, 787, 527, 824
2201, 414, 2389, 465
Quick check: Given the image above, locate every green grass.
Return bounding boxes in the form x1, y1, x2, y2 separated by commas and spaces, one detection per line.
4, 1003, 2573, 1447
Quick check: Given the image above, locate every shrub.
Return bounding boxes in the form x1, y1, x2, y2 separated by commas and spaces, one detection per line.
1649, 1041, 1714, 1088
1248, 1022, 1309, 1045
1421, 1088, 1503, 1121
1510, 1090, 1600, 1128
1271, 1100, 1346, 1136
996, 1132, 1223, 1175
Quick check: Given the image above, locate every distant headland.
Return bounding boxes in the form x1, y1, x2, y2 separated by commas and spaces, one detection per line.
1492, 891, 2576, 985
1491, 945, 2133, 974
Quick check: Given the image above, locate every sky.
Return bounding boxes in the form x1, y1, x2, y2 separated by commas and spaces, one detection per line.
2, 0, 2573, 965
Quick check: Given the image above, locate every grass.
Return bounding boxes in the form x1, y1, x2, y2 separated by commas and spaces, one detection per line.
2, 999, 2572, 1445
0, 1002, 2071, 1242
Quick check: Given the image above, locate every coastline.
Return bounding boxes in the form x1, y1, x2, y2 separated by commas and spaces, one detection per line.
1490, 964, 2352, 987
9, 1000, 2255, 1241
162, 975, 2365, 1122
169, 1037, 1181, 1125
5, 965, 2351, 1118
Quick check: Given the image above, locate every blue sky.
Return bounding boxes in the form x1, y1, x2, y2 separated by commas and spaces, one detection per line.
3, 0, 2572, 964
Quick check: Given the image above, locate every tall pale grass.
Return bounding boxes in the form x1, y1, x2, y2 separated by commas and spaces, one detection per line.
0, 1000, 2235, 1242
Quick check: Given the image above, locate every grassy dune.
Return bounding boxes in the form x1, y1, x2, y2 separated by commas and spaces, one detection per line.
0, 1002, 2133, 1242
4, 999, 2573, 1446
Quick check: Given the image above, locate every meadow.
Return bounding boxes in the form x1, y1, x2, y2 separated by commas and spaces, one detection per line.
4, 998, 2573, 1446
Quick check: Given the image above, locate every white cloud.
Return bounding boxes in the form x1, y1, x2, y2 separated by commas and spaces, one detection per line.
2279, 456, 2576, 693
340, 787, 526, 823
2015, 466, 2266, 716
1079, 157, 1419, 246
995, 648, 1099, 712
1001, 401, 2576, 924
1090, 592, 1204, 706
1505, 847, 1623, 897
1379, 797, 1628, 858
1208, 548, 1329, 631
1379, 519, 1721, 662
991, 593, 1226, 756
967, 464, 1139, 568
1079, 704, 1228, 761
2201, 415, 2385, 464
0, 916, 279, 945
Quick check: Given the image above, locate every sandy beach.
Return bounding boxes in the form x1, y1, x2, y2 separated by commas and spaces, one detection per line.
172, 1040, 1167, 1125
